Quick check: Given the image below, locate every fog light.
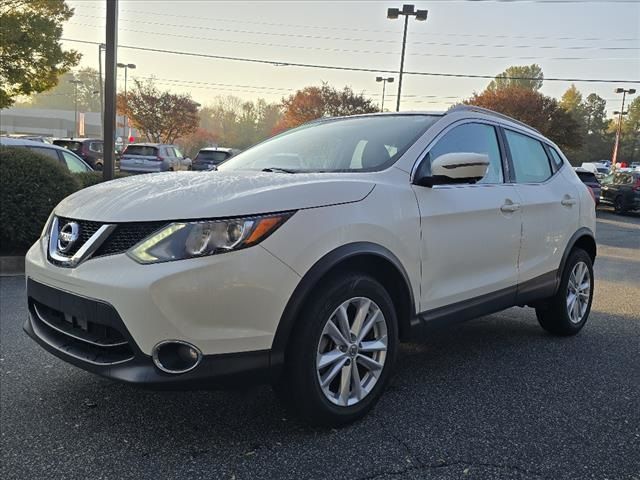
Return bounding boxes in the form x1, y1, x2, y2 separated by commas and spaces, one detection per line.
152, 340, 202, 374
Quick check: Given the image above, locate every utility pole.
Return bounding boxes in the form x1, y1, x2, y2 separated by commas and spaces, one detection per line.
98, 43, 106, 131
70, 79, 82, 137
103, 0, 118, 181
376, 76, 394, 112
611, 88, 636, 167
387, 5, 427, 112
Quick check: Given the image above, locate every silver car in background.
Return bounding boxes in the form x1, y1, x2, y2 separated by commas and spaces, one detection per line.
119, 143, 192, 173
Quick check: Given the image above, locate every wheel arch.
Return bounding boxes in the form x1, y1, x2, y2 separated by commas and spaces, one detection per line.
270, 242, 416, 370
556, 227, 596, 291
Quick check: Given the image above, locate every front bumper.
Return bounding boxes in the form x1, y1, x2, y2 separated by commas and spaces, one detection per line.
24, 279, 273, 388
25, 238, 301, 358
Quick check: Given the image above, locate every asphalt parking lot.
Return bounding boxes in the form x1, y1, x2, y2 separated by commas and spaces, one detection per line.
1, 209, 639, 480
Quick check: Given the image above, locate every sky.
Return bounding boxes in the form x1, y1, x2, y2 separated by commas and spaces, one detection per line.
62, 0, 640, 114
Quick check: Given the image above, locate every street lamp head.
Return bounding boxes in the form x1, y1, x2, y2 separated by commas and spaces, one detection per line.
401, 4, 415, 15
387, 77, 395, 83
387, 7, 399, 19
615, 88, 625, 94
376, 76, 384, 82
127, 64, 137, 69
629, 89, 637, 95
117, 63, 126, 68
415, 9, 428, 21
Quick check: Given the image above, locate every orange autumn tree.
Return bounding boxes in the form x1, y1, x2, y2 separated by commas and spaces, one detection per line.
274, 83, 378, 134
464, 85, 582, 152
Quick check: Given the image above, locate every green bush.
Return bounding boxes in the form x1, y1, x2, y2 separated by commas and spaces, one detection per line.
0, 147, 80, 255
74, 171, 129, 189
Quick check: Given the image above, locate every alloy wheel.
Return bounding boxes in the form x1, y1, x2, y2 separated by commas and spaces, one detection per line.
316, 297, 388, 407
566, 261, 591, 324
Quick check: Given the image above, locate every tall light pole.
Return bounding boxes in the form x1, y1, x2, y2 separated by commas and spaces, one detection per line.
611, 88, 636, 167
376, 76, 394, 112
98, 43, 106, 131
387, 4, 427, 112
117, 62, 136, 146
69, 79, 83, 137
103, 0, 118, 181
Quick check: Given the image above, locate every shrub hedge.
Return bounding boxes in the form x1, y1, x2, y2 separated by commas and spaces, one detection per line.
0, 147, 123, 255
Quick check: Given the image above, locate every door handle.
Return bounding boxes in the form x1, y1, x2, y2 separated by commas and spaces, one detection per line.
561, 197, 577, 206
500, 202, 521, 213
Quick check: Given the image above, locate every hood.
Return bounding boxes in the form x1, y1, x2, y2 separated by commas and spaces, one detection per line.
55, 171, 375, 222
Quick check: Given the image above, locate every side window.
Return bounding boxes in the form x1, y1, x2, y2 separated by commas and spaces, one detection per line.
27, 147, 61, 162
547, 146, 565, 171
165, 147, 176, 157
505, 130, 553, 183
89, 142, 103, 153
173, 147, 184, 159
422, 123, 504, 184
61, 151, 90, 172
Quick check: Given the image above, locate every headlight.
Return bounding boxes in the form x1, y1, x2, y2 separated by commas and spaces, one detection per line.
127, 212, 294, 264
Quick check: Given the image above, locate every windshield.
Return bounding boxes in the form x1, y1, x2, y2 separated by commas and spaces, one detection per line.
218, 115, 439, 173
196, 150, 229, 163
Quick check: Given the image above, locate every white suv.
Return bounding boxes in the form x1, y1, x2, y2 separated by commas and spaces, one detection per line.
25, 106, 596, 425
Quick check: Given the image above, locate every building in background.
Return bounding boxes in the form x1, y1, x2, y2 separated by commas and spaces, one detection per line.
0, 107, 136, 142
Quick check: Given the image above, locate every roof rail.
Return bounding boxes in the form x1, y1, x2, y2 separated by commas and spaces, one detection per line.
447, 105, 541, 134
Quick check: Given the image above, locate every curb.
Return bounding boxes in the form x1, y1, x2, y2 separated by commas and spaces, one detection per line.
0, 256, 25, 277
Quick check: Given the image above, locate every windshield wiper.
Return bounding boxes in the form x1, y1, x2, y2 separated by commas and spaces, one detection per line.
261, 167, 298, 173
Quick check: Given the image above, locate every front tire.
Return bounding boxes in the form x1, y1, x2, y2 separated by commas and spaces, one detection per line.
276, 273, 398, 426
536, 248, 594, 336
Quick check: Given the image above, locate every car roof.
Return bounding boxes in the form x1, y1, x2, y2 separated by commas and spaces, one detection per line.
0, 137, 69, 151
199, 147, 233, 152
54, 138, 102, 142
127, 142, 173, 146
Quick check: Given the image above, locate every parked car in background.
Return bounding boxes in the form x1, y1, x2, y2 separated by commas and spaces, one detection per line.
24, 107, 596, 426
600, 171, 640, 213
192, 147, 240, 171
574, 167, 601, 206
0, 137, 93, 172
53, 138, 104, 170
119, 143, 191, 173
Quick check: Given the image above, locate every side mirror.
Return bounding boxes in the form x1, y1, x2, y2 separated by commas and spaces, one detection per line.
415, 152, 490, 187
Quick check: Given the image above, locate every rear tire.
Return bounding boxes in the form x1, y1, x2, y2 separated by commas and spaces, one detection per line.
275, 273, 398, 426
536, 248, 594, 336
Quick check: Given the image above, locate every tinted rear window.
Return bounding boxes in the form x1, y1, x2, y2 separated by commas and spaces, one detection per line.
576, 171, 597, 183
196, 151, 229, 163
53, 140, 82, 153
124, 145, 158, 156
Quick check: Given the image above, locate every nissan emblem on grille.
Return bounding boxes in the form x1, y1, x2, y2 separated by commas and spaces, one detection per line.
57, 222, 80, 253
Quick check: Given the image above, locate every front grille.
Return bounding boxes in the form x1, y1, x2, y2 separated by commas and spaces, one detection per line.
29, 299, 134, 365
50, 217, 169, 263
95, 221, 168, 257
56, 217, 102, 256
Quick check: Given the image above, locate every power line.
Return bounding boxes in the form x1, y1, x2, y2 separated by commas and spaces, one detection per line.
68, 22, 636, 62
68, 21, 639, 62
71, 14, 640, 52
74, 8, 639, 43
61, 38, 640, 84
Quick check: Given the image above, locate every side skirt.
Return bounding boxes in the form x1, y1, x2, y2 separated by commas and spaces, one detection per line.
407, 271, 558, 340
